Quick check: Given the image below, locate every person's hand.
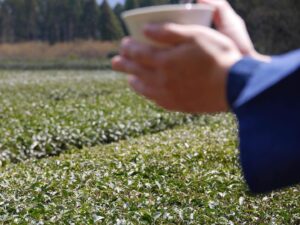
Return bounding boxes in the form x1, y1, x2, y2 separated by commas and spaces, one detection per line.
112, 24, 242, 113
198, 0, 270, 61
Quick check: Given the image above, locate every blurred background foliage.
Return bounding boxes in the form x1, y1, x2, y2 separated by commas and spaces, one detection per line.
0, 0, 298, 54
231, 0, 300, 54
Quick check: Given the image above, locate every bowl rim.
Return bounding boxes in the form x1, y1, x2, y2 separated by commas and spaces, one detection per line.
122, 4, 214, 19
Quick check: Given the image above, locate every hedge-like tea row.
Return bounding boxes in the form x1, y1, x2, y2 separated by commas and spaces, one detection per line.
0, 59, 111, 71
1, 116, 299, 224
0, 70, 196, 166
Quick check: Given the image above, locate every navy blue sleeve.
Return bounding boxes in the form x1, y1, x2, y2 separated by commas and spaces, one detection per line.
227, 49, 300, 193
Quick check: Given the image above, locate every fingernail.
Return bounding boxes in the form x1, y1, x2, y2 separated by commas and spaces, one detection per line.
121, 37, 131, 47
111, 56, 122, 68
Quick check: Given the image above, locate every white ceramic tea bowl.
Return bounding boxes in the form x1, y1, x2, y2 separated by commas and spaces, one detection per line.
122, 4, 214, 47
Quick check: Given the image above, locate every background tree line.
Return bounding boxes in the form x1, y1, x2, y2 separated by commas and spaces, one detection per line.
0, 0, 175, 44
0, 0, 299, 53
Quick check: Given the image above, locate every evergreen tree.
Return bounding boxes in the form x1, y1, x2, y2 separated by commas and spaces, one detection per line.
140, 0, 154, 7
45, 0, 63, 44
124, 0, 139, 10
141, 0, 173, 8
113, 2, 124, 18
23, 0, 38, 40
8, 0, 25, 41
81, 0, 99, 39
0, 0, 15, 42
152, 0, 170, 5
65, 0, 83, 41
114, 3, 127, 34
36, 0, 49, 41
99, 0, 124, 40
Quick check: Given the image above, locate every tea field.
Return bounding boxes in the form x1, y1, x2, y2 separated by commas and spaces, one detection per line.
0, 70, 196, 166
0, 70, 299, 224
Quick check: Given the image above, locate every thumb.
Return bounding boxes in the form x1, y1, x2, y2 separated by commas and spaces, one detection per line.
198, 0, 239, 30
143, 23, 196, 46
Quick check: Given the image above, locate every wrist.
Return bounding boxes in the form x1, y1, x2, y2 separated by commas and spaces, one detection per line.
249, 51, 271, 63
216, 51, 243, 112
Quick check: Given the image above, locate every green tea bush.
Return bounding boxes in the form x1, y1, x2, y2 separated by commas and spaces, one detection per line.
0, 59, 111, 71
1, 117, 299, 224
0, 70, 196, 166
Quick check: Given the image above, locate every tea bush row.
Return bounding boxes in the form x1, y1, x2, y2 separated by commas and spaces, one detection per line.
0, 59, 111, 71
0, 70, 196, 166
1, 115, 299, 224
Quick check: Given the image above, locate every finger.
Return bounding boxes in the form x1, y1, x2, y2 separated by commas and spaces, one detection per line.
111, 55, 152, 76
198, 0, 239, 29
198, 0, 254, 55
156, 26, 222, 63
128, 76, 177, 111
143, 23, 196, 46
120, 37, 162, 68
119, 37, 131, 58
112, 55, 163, 86
128, 75, 161, 101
